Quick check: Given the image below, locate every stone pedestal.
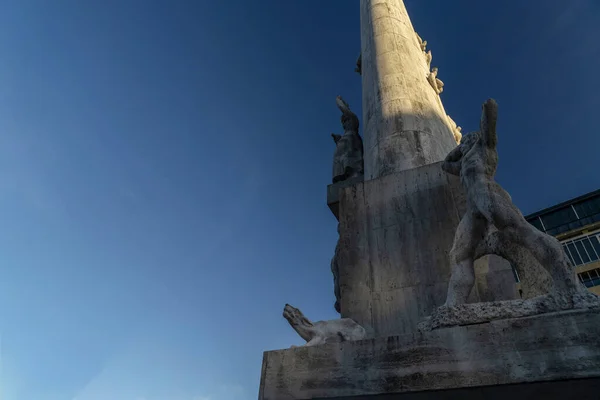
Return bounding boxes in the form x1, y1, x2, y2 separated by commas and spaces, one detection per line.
258, 309, 600, 399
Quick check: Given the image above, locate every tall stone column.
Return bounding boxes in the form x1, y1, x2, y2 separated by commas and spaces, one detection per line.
360, 0, 457, 180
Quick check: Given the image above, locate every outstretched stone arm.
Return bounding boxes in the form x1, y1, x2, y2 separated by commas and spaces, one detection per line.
336, 95, 360, 132
480, 99, 498, 149
442, 146, 462, 176
332, 133, 341, 143
336, 96, 353, 115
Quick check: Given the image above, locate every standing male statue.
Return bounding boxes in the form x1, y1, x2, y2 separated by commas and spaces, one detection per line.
442, 99, 583, 306
331, 96, 364, 183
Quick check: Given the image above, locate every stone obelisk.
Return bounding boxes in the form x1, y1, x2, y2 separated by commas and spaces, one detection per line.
329, 0, 486, 337
360, 0, 457, 179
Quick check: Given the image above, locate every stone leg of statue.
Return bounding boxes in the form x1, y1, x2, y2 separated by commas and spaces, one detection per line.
486, 190, 582, 295
445, 210, 488, 306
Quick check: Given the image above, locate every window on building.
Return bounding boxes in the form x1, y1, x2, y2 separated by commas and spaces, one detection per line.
580, 216, 597, 227
547, 223, 580, 237
573, 196, 600, 219
579, 268, 600, 288
563, 244, 575, 265
590, 235, 600, 257
567, 242, 583, 265
528, 217, 544, 232
582, 238, 599, 262
562, 232, 600, 267
541, 206, 578, 231
575, 241, 591, 263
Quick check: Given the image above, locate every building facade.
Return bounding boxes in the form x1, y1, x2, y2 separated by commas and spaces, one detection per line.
518, 189, 600, 295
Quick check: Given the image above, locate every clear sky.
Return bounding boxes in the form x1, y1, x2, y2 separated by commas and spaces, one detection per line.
0, 0, 599, 399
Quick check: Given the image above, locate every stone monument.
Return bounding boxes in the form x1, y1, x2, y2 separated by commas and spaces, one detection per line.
258, 1, 600, 399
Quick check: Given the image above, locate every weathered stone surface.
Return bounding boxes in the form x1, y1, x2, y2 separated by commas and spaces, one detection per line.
282, 304, 366, 347
360, 0, 457, 179
474, 255, 518, 302
335, 161, 463, 336
332, 96, 364, 184
420, 291, 600, 331
327, 176, 365, 220
516, 245, 554, 298
259, 309, 600, 399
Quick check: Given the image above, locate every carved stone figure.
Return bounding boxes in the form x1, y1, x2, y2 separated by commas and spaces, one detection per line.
425, 50, 432, 69
427, 67, 444, 95
454, 126, 462, 143
415, 32, 427, 52
355, 53, 362, 75
331, 224, 341, 313
441, 99, 585, 307
332, 96, 364, 183
446, 114, 462, 144
283, 304, 366, 347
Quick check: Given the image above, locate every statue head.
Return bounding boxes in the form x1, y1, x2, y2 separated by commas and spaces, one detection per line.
283, 304, 313, 329
341, 113, 359, 133
458, 131, 480, 155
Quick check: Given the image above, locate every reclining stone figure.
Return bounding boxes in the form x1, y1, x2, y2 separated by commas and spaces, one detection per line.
442, 99, 585, 307
283, 304, 366, 347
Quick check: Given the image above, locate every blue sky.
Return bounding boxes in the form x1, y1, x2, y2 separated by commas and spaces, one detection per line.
0, 0, 598, 399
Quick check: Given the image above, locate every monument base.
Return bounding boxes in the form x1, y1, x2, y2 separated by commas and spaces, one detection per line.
258, 309, 600, 399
